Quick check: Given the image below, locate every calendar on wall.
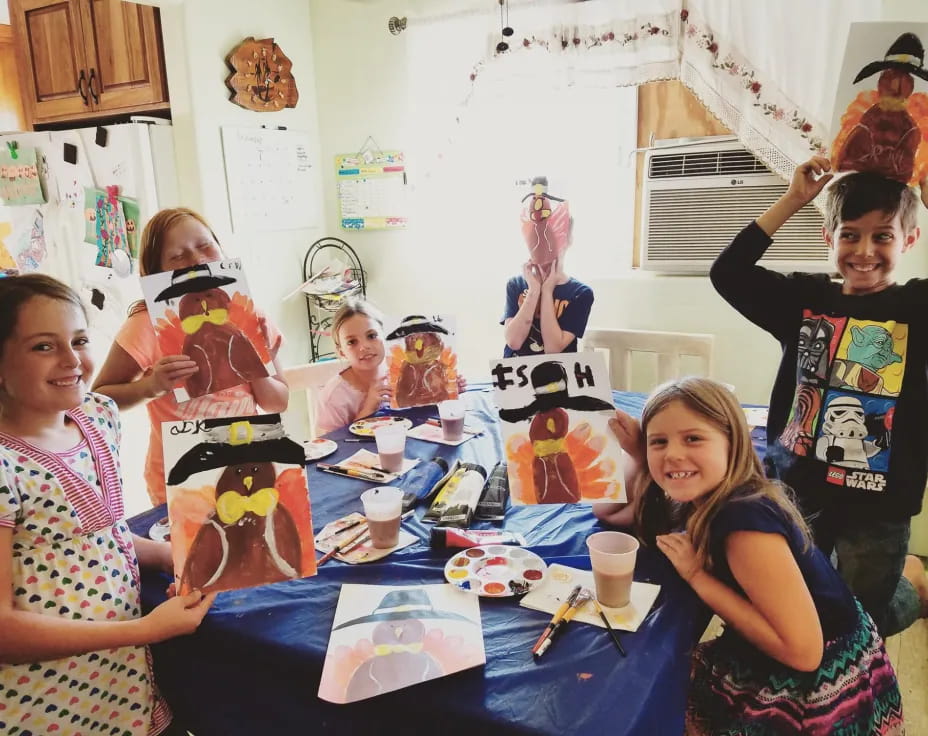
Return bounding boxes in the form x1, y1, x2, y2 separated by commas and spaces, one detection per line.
335, 150, 407, 230
220, 126, 317, 233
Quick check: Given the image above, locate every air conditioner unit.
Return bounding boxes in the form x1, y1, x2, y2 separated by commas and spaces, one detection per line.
640, 138, 830, 274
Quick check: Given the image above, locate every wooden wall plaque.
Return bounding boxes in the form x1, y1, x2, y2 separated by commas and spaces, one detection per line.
225, 37, 299, 112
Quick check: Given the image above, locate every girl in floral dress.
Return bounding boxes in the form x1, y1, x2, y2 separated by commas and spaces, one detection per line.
0, 274, 215, 735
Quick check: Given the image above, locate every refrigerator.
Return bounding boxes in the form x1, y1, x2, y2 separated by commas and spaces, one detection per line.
0, 121, 179, 514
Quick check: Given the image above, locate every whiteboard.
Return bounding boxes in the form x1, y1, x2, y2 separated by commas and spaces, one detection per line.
221, 126, 317, 232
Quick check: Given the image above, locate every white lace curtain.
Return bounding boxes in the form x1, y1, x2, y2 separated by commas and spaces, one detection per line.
405, 0, 885, 181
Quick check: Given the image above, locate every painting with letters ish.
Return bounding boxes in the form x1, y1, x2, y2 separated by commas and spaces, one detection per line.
140, 258, 275, 403
490, 352, 625, 505
163, 414, 317, 595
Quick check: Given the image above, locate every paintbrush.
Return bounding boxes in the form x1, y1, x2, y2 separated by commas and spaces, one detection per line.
590, 592, 627, 656
535, 589, 593, 658
317, 522, 370, 565
531, 584, 582, 655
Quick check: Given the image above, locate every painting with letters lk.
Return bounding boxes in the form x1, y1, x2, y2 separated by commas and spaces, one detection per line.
140, 258, 275, 403
163, 413, 317, 595
491, 352, 625, 505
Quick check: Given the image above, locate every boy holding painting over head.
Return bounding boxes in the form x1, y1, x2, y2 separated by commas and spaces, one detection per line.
710, 155, 928, 636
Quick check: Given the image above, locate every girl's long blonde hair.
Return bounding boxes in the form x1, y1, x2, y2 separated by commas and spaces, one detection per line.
128, 207, 221, 316
633, 377, 810, 571
330, 298, 384, 350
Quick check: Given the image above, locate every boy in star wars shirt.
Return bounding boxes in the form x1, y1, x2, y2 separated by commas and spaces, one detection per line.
711, 156, 928, 636
501, 177, 593, 357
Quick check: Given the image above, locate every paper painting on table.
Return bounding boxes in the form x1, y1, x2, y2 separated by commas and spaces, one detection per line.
385, 314, 459, 408
163, 414, 316, 595
318, 584, 484, 703
491, 352, 625, 505
830, 22, 928, 185
141, 258, 275, 402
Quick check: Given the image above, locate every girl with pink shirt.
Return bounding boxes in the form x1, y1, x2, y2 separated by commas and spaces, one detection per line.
316, 299, 468, 435
315, 298, 393, 435
93, 208, 289, 505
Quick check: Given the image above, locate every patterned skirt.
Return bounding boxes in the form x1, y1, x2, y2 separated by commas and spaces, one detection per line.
686, 601, 905, 735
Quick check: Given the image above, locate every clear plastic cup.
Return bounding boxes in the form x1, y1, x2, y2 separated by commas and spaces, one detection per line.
437, 399, 466, 441
586, 531, 639, 608
373, 423, 407, 472
360, 487, 404, 548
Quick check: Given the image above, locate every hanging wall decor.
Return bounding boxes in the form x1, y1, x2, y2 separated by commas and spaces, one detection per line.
225, 37, 299, 112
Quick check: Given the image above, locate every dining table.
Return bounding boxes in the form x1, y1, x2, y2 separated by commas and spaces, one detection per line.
127, 385, 743, 736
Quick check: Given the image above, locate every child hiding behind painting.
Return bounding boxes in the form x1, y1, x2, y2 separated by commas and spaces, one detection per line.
316, 298, 467, 435
92, 207, 289, 506
0, 274, 215, 735
596, 378, 904, 735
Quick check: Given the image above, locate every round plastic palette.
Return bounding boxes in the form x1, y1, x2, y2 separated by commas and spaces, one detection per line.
444, 544, 547, 597
349, 416, 413, 437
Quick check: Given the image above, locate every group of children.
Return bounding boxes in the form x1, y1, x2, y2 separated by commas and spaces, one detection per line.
1, 157, 928, 734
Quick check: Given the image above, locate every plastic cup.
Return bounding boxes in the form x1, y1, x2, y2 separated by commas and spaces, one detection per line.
373, 423, 407, 473
587, 531, 639, 608
437, 399, 466, 441
360, 487, 404, 548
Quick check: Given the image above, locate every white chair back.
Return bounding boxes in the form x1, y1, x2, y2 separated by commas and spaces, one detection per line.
282, 359, 348, 438
582, 328, 714, 392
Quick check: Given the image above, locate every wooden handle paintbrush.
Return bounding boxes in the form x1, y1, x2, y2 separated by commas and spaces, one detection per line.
317, 522, 369, 565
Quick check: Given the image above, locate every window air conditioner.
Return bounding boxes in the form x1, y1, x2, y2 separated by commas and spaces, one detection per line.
640, 138, 830, 274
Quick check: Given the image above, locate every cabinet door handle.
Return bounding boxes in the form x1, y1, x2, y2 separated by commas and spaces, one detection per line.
88, 67, 100, 104
78, 70, 89, 105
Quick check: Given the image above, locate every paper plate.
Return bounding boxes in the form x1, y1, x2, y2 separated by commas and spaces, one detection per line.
303, 438, 337, 462
349, 416, 413, 437
149, 516, 171, 542
444, 545, 547, 597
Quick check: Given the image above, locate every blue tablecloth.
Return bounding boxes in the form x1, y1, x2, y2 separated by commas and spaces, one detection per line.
129, 388, 719, 736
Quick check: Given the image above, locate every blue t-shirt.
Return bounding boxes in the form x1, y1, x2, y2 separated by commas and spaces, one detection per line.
500, 276, 593, 357
708, 494, 857, 642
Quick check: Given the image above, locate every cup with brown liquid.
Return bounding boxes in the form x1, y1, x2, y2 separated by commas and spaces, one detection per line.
586, 531, 639, 608
360, 486, 404, 548
373, 423, 407, 473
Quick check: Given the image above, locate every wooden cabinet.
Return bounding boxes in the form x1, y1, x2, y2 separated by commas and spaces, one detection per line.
10, 0, 169, 127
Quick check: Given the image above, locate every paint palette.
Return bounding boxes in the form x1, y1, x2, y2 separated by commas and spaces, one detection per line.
444, 545, 547, 597
149, 516, 171, 542
349, 416, 413, 437
303, 438, 337, 462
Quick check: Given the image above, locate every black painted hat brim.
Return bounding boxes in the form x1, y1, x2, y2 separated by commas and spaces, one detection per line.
332, 608, 477, 631
166, 436, 305, 485
853, 59, 928, 84
385, 322, 450, 340
154, 274, 238, 302
499, 392, 615, 424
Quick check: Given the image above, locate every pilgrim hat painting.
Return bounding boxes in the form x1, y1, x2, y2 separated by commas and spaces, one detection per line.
520, 176, 570, 273
163, 413, 316, 595
491, 352, 625, 505
830, 23, 928, 186
140, 258, 274, 403
385, 314, 460, 408
318, 584, 485, 704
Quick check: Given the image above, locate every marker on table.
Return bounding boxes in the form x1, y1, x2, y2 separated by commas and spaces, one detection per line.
535, 589, 593, 658
531, 584, 582, 656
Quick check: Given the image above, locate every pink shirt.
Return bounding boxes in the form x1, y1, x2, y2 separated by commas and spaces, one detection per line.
315, 371, 366, 435
115, 309, 282, 505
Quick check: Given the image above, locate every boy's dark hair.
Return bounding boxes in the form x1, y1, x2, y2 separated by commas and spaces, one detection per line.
824, 172, 919, 233
0, 274, 85, 354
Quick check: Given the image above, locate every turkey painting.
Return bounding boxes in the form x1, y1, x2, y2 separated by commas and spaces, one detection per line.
318, 584, 485, 704
491, 352, 626, 505
830, 22, 928, 186
140, 259, 275, 402
162, 414, 317, 595
386, 314, 460, 409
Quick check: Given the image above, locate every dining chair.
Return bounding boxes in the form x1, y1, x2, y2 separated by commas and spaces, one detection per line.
581, 328, 715, 392
282, 359, 348, 438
